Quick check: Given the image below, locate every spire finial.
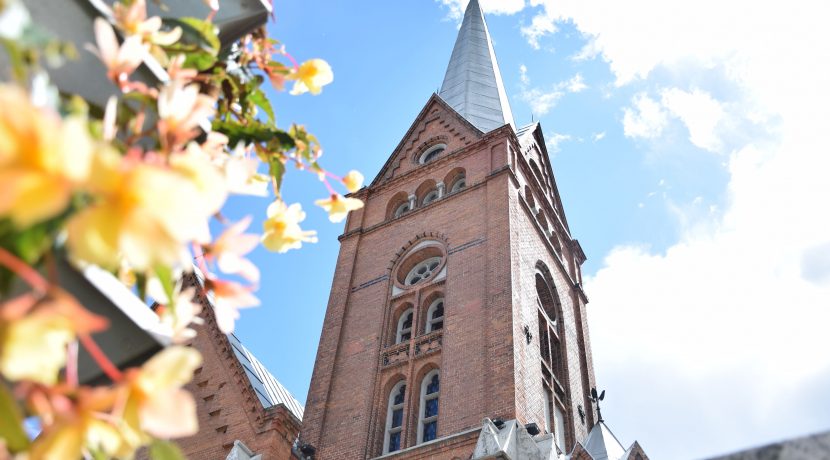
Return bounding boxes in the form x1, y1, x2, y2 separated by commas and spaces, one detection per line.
590, 387, 606, 423
438, 0, 515, 133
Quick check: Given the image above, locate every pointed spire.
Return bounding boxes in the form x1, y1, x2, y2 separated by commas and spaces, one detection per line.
439, 0, 515, 133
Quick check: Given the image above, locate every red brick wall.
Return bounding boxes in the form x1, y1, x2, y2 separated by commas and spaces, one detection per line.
171, 289, 301, 460
301, 97, 596, 459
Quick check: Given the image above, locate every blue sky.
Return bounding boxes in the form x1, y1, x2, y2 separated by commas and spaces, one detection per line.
225, 1, 830, 458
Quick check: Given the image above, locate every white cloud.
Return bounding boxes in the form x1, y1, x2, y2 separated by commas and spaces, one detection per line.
660, 88, 725, 152
435, 0, 830, 455
624, 87, 726, 152
520, 70, 589, 116
564, 73, 587, 93
547, 132, 572, 152
591, 131, 605, 142
518, 0, 830, 457
521, 11, 556, 49
522, 88, 564, 117
437, 0, 526, 21
622, 93, 667, 139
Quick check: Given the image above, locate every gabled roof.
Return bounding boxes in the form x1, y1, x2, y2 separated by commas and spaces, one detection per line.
439, 0, 514, 133
227, 333, 305, 421
369, 93, 483, 187
582, 422, 627, 460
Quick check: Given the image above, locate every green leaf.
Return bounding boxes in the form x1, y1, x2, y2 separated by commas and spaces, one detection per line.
150, 440, 186, 460
268, 157, 286, 193
182, 50, 217, 71
212, 119, 294, 150
247, 88, 275, 124
153, 265, 175, 305
0, 382, 30, 453
162, 17, 220, 53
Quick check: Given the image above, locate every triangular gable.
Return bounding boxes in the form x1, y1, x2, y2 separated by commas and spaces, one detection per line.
370, 93, 485, 186
518, 122, 572, 234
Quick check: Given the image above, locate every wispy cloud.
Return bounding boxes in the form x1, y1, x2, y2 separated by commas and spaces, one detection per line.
519, 67, 589, 116
592, 131, 606, 142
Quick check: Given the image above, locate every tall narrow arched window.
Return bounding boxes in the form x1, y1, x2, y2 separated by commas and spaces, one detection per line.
425, 298, 444, 333
542, 384, 552, 434
383, 381, 406, 454
418, 370, 440, 444
396, 309, 413, 343
449, 173, 466, 193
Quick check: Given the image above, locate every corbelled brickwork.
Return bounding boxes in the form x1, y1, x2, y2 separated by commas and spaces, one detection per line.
301, 92, 596, 459
172, 285, 301, 460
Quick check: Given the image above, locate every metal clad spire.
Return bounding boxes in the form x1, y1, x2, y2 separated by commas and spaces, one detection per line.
439, 0, 515, 133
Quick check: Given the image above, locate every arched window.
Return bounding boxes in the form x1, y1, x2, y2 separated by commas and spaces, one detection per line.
383, 381, 406, 453
425, 298, 444, 333
542, 384, 552, 434
449, 173, 466, 193
421, 189, 440, 206
418, 370, 440, 443
394, 202, 411, 218
419, 144, 446, 164
404, 257, 441, 286
535, 273, 557, 325
396, 309, 413, 343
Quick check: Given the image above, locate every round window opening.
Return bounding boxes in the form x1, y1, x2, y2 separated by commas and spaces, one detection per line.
404, 257, 442, 286
394, 202, 411, 218
422, 189, 440, 206
450, 174, 466, 193
419, 145, 446, 164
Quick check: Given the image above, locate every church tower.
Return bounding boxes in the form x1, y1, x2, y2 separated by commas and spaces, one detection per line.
301, 1, 601, 458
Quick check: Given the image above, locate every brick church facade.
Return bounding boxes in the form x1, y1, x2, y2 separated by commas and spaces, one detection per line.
298, 1, 649, 459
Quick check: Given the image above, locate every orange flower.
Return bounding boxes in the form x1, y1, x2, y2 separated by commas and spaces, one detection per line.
0, 289, 107, 385
66, 146, 226, 271
87, 18, 148, 85
208, 277, 260, 333
206, 216, 261, 283
0, 85, 94, 228
158, 80, 216, 148
29, 386, 131, 459
342, 170, 364, 193
119, 346, 202, 440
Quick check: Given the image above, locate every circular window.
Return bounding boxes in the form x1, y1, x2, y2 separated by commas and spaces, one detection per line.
419, 144, 446, 164
422, 189, 439, 206
450, 174, 466, 193
405, 257, 441, 286
394, 202, 411, 218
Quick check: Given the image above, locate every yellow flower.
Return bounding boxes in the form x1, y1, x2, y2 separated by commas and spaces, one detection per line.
0, 85, 93, 228
315, 194, 364, 223
30, 387, 131, 459
343, 170, 364, 193
289, 58, 334, 95
0, 290, 107, 385
123, 346, 202, 439
112, 0, 181, 46
67, 147, 226, 271
261, 201, 318, 253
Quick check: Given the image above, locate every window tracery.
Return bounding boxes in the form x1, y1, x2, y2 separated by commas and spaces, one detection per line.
418, 370, 440, 443
383, 381, 407, 453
